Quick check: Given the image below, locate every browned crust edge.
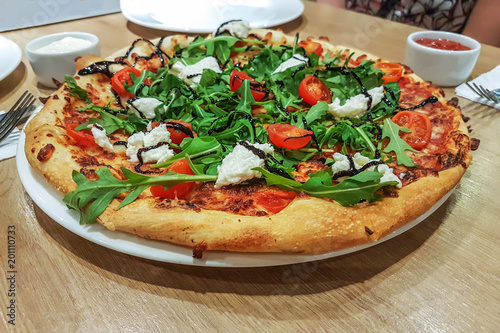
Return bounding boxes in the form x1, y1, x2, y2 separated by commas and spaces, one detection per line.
96, 164, 465, 254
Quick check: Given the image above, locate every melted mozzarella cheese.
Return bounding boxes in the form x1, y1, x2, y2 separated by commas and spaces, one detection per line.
328, 86, 385, 119
215, 141, 274, 188
126, 123, 173, 164
90, 125, 114, 152
331, 152, 402, 187
170, 56, 222, 87
216, 20, 251, 38
128, 98, 164, 119
272, 54, 308, 74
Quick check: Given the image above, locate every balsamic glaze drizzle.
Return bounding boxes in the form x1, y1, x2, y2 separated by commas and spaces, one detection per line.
113, 141, 128, 147
208, 112, 258, 141
155, 37, 172, 60
135, 51, 167, 67
382, 90, 438, 112
291, 64, 307, 78
209, 112, 237, 134
230, 73, 267, 91
127, 97, 146, 118
165, 122, 194, 138
274, 99, 290, 116
237, 141, 266, 159
398, 96, 439, 111
119, 38, 169, 63
237, 141, 293, 180
78, 61, 126, 78
264, 161, 294, 179
301, 117, 321, 152
135, 142, 170, 174
247, 33, 265, 42
283, 133, 313, 141
214, 20, 242, 36
332, 155, 383, 180
222, 58, 232, 69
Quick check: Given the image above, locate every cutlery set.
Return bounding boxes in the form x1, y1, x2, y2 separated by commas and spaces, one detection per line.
0, 90, 36, 143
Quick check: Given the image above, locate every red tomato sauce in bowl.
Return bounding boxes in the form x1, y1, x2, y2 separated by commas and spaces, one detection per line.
415, 38, 471, 51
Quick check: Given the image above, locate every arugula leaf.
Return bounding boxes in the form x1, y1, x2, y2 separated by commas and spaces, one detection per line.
63, 167, 217, 224
215, 42, 231, 65
126, 70, 155, 97
151, 136, 223, 168
65, 75, 91, 103
75, 109, 145, 135
245, 46, 281, 80
235, 79, 255, 113
320, 50, 341, 66
365, 82, 401, 121
352, 124, 377, 153
256, 168, 398, 206
381, 118, 416, 167
272, 88, 302, 113
184, 35, 264, 64
199, 68, 221, 87
305, 101, 328, 124
301, 170, 394, 205
186, 35, 238, 51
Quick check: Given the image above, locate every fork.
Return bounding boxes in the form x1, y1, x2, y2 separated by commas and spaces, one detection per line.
0, 91, 36, 143
466, 82, 500, 103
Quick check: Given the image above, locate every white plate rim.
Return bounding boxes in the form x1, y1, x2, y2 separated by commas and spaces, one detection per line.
16, 107, 452, 267
0, 36, 22, 82
120, 0, 305, 33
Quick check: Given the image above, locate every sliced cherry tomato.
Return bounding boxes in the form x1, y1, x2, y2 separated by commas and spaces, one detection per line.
374, 62, 403, 84
298, 40, 323, 56
392, 111, 432, 150
166, 120, 193, 145
112, 67, 142, 99
229, 69, 266, 102
64, 123, 99, 148
152, 120, 194, 145
255, 189, 298, 214
150, 159, 195, 199
267, 124, 313, 150
298, 75, 332, 106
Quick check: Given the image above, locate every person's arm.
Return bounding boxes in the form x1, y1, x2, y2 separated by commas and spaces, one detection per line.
463, 0, 500, 47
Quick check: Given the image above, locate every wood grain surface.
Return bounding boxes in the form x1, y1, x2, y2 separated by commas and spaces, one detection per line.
1, 2, 499, 332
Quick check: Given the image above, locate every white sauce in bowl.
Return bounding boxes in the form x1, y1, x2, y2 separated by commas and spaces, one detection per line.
36, 36, 92, 53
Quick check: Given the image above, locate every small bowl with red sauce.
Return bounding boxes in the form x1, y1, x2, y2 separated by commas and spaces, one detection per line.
406, 31, 481, 86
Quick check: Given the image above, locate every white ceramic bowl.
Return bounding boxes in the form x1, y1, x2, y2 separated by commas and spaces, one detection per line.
405, 31, 481, 87
25, 32, 100, 88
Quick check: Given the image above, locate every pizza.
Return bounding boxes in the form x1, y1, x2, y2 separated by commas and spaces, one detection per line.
24, 21, 479, 258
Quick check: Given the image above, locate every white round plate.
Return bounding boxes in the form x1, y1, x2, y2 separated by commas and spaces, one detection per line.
0, 36, 22, 81
17, 109, 452, 267
120, 0, 305, 33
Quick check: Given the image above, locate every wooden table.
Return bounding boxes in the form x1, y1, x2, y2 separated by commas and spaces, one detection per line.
1, 3, 499, 331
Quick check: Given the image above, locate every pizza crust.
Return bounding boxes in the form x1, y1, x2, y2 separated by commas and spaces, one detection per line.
24, 28, 473, 255
97, 163, 465, 254
24, 90, 81, 193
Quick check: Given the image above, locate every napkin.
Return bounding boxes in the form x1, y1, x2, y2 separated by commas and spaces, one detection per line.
0, 111, 21, 161
455, 65, 500, 110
